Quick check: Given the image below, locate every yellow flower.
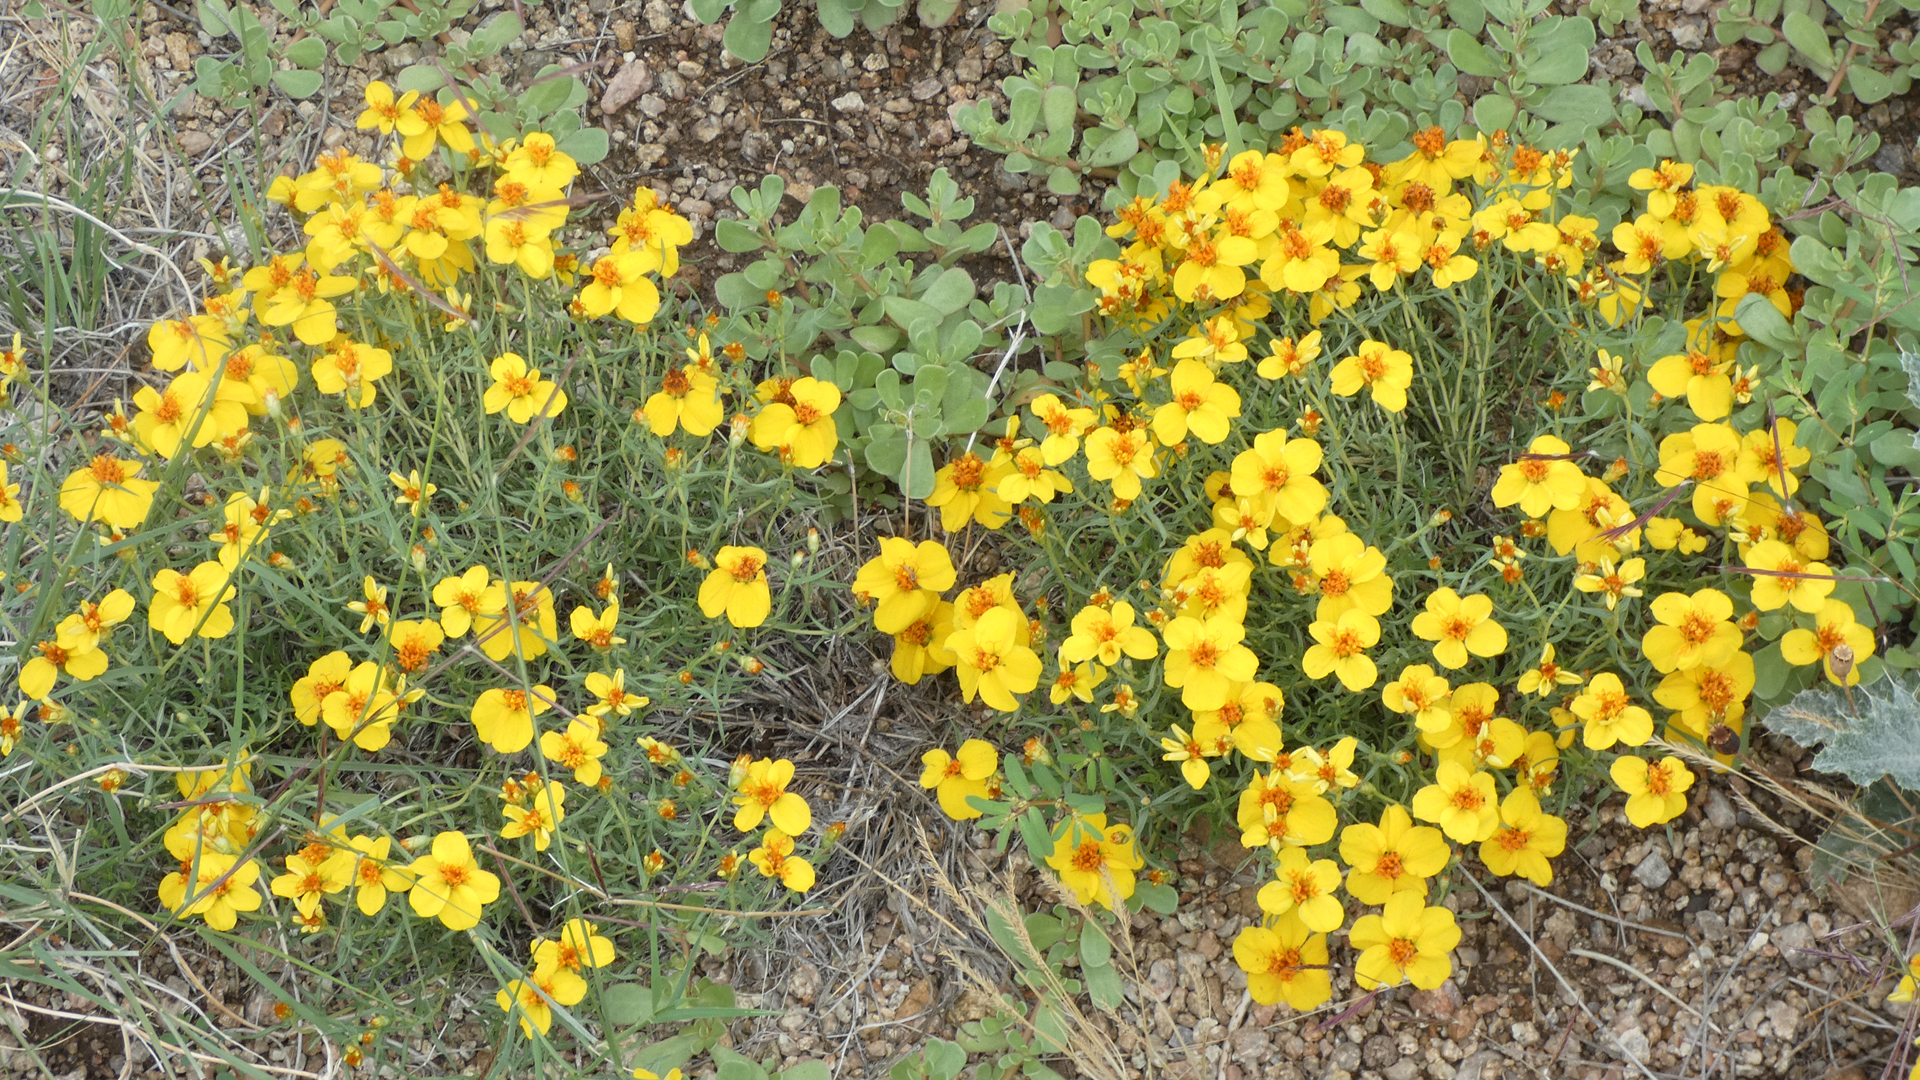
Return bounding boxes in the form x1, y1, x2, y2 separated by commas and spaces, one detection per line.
852, 537, 957, 634
503, 132, 579, 189
1645, 516, 1707, 554
750, 377, 842, 468
1083, 425, 1158, 501
147, 314, 232, 372
945, 607, 1043, 712
1587, 349, 1627, 393
1743, 539, 1833, 613
1574, 557, 1645, 610
1409, 588, 1507, 670
345, 835, 413, 915
642, 363, 722, 437
1236, 768, 1338, 848
1229, 428, 1327, 524
357, 79, 419, 134
1339, 804, 1449, 905
1302, 609, 1380, 691
269, 849, 354, 917
1328, 339, 1414, 412
388, 469, 437, 517
1050, 658, 1108, 704
1610, 755, 1694, 828
699, 546, 772, 628
130, 371, 249, 460
163, 851, 263, 931
569, 600, 625, 653
1160, 724, 1212, 789
1059, 601, 1158, 667
1478, 787, 1567, 886
1653, 421, 1761, 525
346, 575, 390, 634
585, 668, 648, 718
1233, 912, 1332, 1011
471, 685, 555, 754
1151, 359, 1242, 446
1411, 761, 1499, 843
890, 601, 958, 684
502, 780, 567, 851
1350, 892, 1460, 990
407, 831, 500, 931
533, 918, 617, 980
927, 450, 1014, 530
59, 454, 158, 529
1161, 614, 1260, 710
1027, 393, 1097, 464
310, 338, 394, 408
1306, 533, 1393, 620
1648, 346, 1734, 421
1044, 813, 1144, 911
484, 352, 569, 423
1780, 599, 1874, 685
1171, 227, 1259, 302
920, 739, 997, 820
1491, 435, 1586, 518
495, 976, 555, 1038
1381, 664, 1453, 732
290, 651, 351, 726
1571, 673, 1652, 749
1641, 589, 1741, 673
749, 829, 817, 892
321, 662, 409, 751
542, 719, 610, 786
579, 251, 661, 324
396, 95, 474, 160
388, 619, 444, 674
734, 757, 812, 835
1256, 847, 1344, 932
148, 562, 238, 645
1516, 643, 1583, 696
428, 566, 500, 639
1422, 232, 1479, 288
0, 461, 20, 524
1256, 331, 1323, 381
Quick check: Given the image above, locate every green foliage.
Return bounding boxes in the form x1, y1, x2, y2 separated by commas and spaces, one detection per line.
890, 1037, 969, 1080
1765, 675, 1920, 788
960, 0, 1457, 207
689, 0, 962, 66
714, 170, 1018, 500
393, 57, 610, 166
193, 0, 326, 103
1715, 0, 1920, 104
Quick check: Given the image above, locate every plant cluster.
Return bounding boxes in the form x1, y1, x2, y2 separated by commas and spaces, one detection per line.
687, 0, 963, 64
1, 84, 871, 1076
749, 126, 1908, 1011
1716, 0, 1920, 104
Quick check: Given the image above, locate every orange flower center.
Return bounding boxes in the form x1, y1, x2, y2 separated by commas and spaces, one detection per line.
1374, 851, 1404, 880
501, 690, 528, 712
89, 455, 129, 484
1070, 838, 1105, 873
1448, 786, 1484, 812
1387, 938, 1419, 967
1678, 610, 1719, 645
950, 454, 986, 490
1644, 763, 1673, 796
728, 556, 763, 582
439, 861, 470, 887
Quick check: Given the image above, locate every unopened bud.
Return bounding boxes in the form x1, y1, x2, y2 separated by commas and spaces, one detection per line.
1827, 643, 1855, 684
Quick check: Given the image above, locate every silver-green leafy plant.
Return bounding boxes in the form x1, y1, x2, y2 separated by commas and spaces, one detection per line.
193, 0, 327, 102
1715, 0, 1920, 104
687, 0, 962, 65
713, 171, 1023, 499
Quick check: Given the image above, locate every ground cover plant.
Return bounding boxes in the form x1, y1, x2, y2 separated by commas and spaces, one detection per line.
9, 0, 1920, 1076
